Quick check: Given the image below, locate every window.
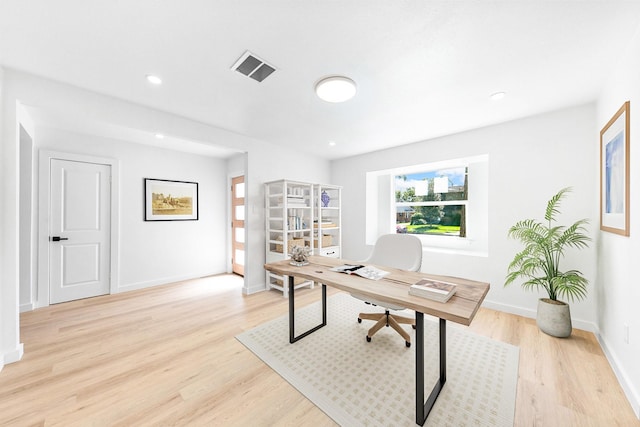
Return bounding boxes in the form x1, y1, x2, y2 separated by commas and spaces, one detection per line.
395, 167, 467, 237
365, 155, 488, 255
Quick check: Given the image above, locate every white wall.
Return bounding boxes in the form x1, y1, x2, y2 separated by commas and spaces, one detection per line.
18, 124, 34, 311
332, 104, 599, 331
0, 66, 24, 368
597, 25, 640, 417
0, 65, 6, 370
35, 127, 229, 294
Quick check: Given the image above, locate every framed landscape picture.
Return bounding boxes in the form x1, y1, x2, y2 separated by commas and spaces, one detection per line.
144, 178, 199, 221
600, 101, 630, 236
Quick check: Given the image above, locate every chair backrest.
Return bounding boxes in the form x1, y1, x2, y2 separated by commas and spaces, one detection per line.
364, 234, 423, 272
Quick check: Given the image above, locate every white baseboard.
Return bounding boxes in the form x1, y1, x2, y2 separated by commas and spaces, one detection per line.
597, 333, 640, 419
20, 303, 34, 313
481, 299, 598, 333
243, 282, 267, 295
2, 343, 24, 365
117, 271, 220, 293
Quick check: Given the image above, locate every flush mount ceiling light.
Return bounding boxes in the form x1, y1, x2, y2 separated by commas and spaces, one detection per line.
490, 91, 506, 101
146, 74, 162, 85
154, 133, 164, 139
315, 76, 357, 103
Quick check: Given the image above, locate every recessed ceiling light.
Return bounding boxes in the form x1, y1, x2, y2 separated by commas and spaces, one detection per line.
328, 141, 336, 147
155, 133, 164, 139
490, 91, 506, 101
146, 74, 162, 85
315, 76, 357, 103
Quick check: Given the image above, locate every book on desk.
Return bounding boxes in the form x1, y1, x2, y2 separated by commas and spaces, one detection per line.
330, 264, 389, 280
409, 279, 457, 302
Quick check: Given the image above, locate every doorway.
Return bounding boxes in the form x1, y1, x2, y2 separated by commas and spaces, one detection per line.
231, 175, 245, 276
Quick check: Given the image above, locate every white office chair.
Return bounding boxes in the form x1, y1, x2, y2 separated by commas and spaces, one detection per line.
353, 234, 423, 347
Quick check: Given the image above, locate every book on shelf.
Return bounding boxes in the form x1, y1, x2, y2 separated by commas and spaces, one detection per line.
330, 264, 389, 280
409, 279, 457, 302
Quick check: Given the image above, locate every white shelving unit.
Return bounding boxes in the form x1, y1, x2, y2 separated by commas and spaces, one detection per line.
312, 184, 342, 258
265, 180, 315, 296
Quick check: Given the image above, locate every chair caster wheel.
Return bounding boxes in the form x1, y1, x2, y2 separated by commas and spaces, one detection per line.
405, 341, 411, 348
366, 336, 371, 342
357, 318, 362, 323
412, 324, 416, 330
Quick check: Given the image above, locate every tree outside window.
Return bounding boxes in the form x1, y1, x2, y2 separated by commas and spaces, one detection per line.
395, 167, 468, 237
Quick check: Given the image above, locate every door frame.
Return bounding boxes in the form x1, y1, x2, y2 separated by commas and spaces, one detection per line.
37, 150, 120, 308
230, 175, 245, 276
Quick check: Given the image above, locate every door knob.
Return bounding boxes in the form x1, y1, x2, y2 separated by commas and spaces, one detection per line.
50, 236, 69, 241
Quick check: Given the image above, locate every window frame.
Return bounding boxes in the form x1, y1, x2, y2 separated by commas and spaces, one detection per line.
365, 155, 488, 256
394, 165, 468, 238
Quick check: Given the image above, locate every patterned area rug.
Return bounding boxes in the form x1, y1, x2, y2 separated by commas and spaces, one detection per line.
237, 293, 519, 426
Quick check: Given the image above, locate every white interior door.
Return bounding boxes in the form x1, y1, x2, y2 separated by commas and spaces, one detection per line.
49, 159, 111, 304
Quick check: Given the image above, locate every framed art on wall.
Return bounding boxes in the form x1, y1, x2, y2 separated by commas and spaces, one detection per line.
144, 178, 199, 221
600, 101, 630, 236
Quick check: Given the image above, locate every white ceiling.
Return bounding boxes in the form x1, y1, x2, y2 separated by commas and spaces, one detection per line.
2, 1, 640, 159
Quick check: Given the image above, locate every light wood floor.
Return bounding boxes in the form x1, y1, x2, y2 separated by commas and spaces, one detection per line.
1, 275, 638, 426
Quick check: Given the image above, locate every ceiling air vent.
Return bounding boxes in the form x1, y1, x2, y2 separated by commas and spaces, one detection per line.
231, 51, 276, 83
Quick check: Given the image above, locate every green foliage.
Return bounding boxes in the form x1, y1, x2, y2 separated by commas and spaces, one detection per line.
406, 224, 460, 235
418, 205, 444, 224
410, 213, 427, 225
505, 188, 591, 302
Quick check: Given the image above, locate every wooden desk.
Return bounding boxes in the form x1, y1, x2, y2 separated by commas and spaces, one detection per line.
264, 255, 489, 425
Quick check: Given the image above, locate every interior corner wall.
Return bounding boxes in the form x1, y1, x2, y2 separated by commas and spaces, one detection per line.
0, 65, 7, 370
0, 66, 23, 367
18, 121, 35, 312
243, 144, 331, 295
596, 24, 640, 418
331, 104, 599, 331
35, 127, 229, 293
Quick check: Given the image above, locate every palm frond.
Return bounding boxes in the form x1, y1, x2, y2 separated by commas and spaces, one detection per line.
551, 271, 589, 303
508, 219, 546, 242
557, 219, 591, 249
544, 187, 571, 222
521, 278, 551, 295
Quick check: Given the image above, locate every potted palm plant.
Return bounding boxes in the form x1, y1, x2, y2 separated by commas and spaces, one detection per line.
505, 187, 591, 337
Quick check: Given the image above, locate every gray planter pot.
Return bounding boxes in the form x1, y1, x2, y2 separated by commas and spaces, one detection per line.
536, 298, 572, 338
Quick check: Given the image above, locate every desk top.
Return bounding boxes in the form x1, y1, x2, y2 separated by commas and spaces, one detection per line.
264, 255, 490, 326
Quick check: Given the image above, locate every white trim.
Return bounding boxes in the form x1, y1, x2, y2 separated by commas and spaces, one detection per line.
243, 282, 268, 295
481, 299, 598, 333
19, 303, 34, 313
116, 271, 218, 293
597, 333, 640, 418
37, 150, 120, 308
422, 245, 488, 258
2, 344, 24, 365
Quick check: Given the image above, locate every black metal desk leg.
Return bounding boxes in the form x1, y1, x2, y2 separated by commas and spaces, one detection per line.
415, 313, 447, 425
288, 276, 326, 343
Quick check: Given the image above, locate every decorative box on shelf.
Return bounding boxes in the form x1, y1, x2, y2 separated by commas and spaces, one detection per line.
274, 237, 305, 253
306, 234, 333, 248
